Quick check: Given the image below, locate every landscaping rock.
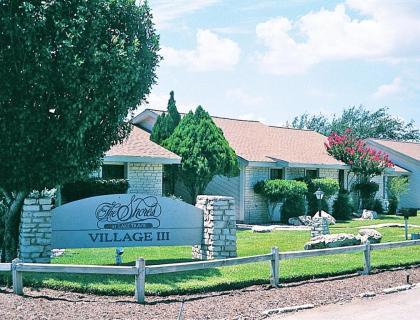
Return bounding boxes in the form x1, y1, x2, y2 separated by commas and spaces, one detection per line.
252, 225, 274, 233
352, 212, 362, 218
361, 209, 378, 220
288, 216, 313, 226
313, 211, 336, 225
359, 229, 382, 244
298, 215, 313, 226
288, 217, 302, 226
304, 233, 361, 250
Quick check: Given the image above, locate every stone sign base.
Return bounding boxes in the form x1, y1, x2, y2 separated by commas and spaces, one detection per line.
19, 197, 54, 263
192, 196, 237, 260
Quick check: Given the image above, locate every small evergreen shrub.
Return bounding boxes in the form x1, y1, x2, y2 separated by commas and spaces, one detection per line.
302, 177, 339, 215
353, 181, 379, 209
281, 195, 306, 223
371, 199, 384, 215
332, 190, 353, 220
61, 178, 129, 203
254, 179, 308, 221
388, 197, 398, 214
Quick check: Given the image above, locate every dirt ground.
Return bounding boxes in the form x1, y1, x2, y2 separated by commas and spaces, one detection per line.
1, 266, 419, 320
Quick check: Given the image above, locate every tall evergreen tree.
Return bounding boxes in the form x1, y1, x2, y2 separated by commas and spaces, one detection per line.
164, 106, 239, 203
150, 91, 180, 144
150, 91, 181, 195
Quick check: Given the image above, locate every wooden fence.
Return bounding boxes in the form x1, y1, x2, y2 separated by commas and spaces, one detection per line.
1, 239, 419, 303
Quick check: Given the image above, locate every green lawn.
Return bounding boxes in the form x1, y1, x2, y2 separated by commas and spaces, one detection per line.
1, 215, 420, 296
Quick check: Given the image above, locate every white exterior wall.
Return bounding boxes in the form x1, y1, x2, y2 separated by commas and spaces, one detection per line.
127, 163, 163, 196
243, 166, 270, 224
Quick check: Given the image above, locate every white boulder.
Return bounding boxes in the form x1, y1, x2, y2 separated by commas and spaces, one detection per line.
313, 211, 336, 225
359, 229, 382, 244
304, 233, 361, 250
288, 217, 302, 226
361, 209, 378, 220
252, 225, 274, 233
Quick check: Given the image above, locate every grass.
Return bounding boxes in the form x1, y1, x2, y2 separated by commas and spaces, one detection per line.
1, 214, 420, 296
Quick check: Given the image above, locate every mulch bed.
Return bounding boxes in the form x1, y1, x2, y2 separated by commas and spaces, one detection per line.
1, 266, 419, 320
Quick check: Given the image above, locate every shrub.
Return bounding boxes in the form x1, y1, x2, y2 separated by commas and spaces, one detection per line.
61, 178, 129, 203
254, 179, 308, 221
281, 195, 306, 223
388, 197, 398, 214
303, 177, 339, 215
352, 181, 379, 209
332, 190, 353, 220
0, 197, 5, 258
387, 176, 409, 213
371, 199, 384, 215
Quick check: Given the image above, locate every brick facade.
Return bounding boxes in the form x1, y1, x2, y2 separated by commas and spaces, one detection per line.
243, 166, 270, 224
127, 163, 163, 195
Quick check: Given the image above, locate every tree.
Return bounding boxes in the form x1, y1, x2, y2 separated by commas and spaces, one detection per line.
325, 129, 393, 210
0, 1, 159, 261
150, 91, 181, 194
387, 176, 409, 214
164, 106, 239, 203
150, 91, 181, 144
292, 106, 420, 141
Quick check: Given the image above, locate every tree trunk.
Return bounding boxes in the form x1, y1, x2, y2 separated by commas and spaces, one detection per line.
2, 191, 27, 262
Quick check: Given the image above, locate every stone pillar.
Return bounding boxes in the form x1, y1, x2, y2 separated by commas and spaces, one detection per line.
19, 197, 54, 263
192, 195, 237, 260
310, 217, 330, 238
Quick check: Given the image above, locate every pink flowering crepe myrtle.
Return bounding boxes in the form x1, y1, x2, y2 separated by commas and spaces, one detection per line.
325, 128, 393, 180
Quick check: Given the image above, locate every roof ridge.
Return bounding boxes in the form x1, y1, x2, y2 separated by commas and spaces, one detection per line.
268, 125, 315, 132
371, 138, 420, 145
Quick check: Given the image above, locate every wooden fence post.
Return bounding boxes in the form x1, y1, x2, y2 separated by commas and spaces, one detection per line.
12, 258, 23, 295
135, 258, 146, 303
270, 247, 279, 287
363, 241, 371, 275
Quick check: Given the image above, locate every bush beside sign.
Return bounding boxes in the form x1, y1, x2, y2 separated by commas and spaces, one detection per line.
51, 194, 203, 248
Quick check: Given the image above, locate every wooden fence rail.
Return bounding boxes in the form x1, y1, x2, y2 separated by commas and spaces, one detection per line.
0, 239, 419, 303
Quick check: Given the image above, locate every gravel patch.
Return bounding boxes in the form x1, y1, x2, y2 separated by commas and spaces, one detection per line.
0, 266, 419, 320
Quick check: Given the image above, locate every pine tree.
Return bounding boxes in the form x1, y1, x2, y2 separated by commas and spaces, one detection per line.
150, 91, 180, 144
164, 106, 239, 203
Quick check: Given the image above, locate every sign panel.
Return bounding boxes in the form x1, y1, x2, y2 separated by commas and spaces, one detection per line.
51, 194, 203, 248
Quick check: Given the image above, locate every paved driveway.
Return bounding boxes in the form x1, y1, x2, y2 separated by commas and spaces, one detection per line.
273, 286, 420, 320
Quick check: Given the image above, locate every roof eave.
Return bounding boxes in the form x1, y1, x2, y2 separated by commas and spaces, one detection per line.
104, 155, 181, 165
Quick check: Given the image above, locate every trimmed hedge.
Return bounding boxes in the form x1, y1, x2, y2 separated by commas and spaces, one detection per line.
61, 178, 129, 203
302, 177, 339, 216
254, 179, 308, 203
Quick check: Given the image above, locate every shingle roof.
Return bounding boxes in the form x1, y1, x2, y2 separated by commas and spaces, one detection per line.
106, 125, 181, 162
368, 139, 420, 162
137, 109, 344, 166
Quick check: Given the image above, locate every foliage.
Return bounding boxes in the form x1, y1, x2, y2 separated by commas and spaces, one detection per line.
281, 196, 306, 223
332, 190, 354, 220
387, 176, 409, 213
61, 179, 129, 203
292, 106, 420, 141
296, 177, 338, 215
326, 129, 393, 180
164, 106, 239, 203
254, 179, 308, 221
254, 179, 308, 203
371, 199, 384, 215
150, 91, 181, 144
352, 181, 379, 209
311, 178, 340, 198
0, 0, 159, 261
150, 91, 181, 195
388, 198, 398, 215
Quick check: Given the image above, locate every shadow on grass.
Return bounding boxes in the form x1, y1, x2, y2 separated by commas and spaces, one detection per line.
107, 257, 195, 267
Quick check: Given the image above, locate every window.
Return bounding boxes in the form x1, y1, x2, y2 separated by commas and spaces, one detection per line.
305, 169, 318, 179
102, 164, 125, 179
270, 169, 283, 180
